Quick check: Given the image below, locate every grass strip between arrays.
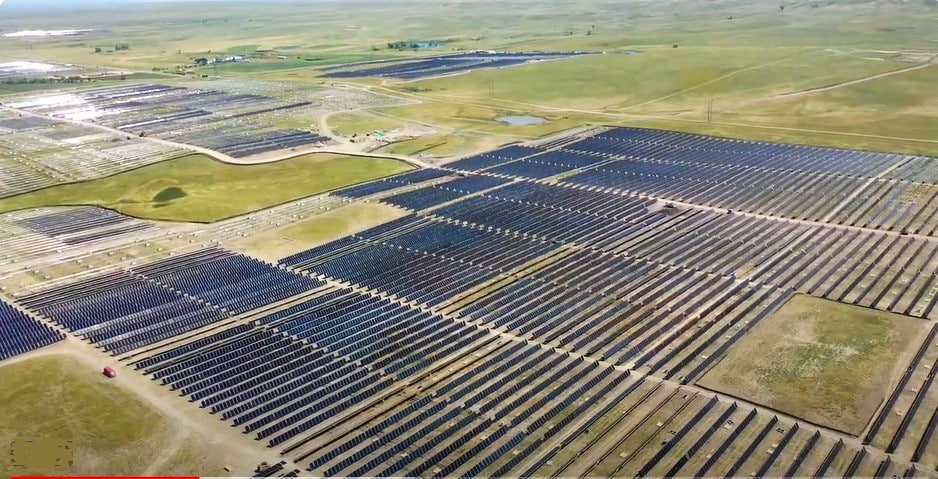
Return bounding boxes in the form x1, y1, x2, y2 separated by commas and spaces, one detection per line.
0, 153, 413, 223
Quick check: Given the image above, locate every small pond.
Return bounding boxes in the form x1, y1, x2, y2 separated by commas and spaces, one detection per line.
496, 115, 547, 126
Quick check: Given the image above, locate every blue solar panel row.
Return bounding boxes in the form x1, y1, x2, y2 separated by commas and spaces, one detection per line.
18, 271, 229, 355
17, 207, 138, 237
555, 128, 910, 223
303, 341, 632, 476
380, 221, 557, 271
288, 241, 497, 308
445, 145, 543, 171
589, 126, 903, 177
380, 187, 467, 211
321, 52, 585, 80
280, 215, 430, 271
134, 323, 254, 372
560, 157, 873, 222
133, 248, 321, 315
485, 159, 576, 179
385, 168, 454, 185
522, 149, 610, 168
332, 168, 453, 199
174, 129, 329, 158
0, 300, 65, 362
381, 175, 510, 210
281, 215, 562, 304
18, 248, 322, 355
137, 287, 490, 448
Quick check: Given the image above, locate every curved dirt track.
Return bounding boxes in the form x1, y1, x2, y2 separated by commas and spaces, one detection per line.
770, 56, 936, 99
2, 105, 432, 169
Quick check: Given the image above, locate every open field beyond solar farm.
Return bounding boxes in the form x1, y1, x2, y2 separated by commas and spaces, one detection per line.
0, 0, 937, 477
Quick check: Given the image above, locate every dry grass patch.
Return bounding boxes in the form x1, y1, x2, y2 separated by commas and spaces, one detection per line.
698, 294, 924, 435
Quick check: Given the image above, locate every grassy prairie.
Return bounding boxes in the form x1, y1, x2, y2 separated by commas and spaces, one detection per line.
0, 153, 413, 222
328, 111, 407, 136
0, 354, 246, 476
698, 294, 924, 435
396, 44, 911, 114
0, 355, 167, 477
397, 48, 806, 110
0, 0, 932, 160
377, 132, 511, 157
710, 66, 938, 150
238, 202, 407, 261
377, 100, 588, 138
2, 0, 931, 71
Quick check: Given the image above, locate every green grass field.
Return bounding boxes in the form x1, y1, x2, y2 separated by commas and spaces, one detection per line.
698, 294, 924, 435
328, 112, 406, 136
0, 354, 250, 476
376, 132, 510, 157
238, 202, 407, 261
0, 153, 413, 223
0, 355, 167, 476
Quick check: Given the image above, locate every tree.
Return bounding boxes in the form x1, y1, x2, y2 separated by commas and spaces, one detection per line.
93, 47, 102, 53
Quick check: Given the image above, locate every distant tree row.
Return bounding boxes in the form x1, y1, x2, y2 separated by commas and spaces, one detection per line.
386, 40, 443, 50
0, 76, 125, 85
92, 44, 131, 53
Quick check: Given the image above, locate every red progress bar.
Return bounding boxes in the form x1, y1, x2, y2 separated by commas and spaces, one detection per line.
13, 477, 200, 479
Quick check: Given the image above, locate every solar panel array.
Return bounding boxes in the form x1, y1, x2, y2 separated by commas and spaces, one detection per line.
0, 113, 186, 198
17, 248, 322, 355
320, 52, 587, 80
3, 126, 938, 476
16, 206, 156, 245
8, 84, 328, 158
560, 127, 936, 234
0, 299, 64, 361
263, 127, 938, 473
